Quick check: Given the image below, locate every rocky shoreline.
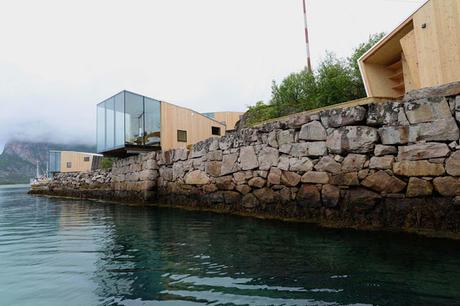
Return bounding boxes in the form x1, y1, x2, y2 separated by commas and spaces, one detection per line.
31, 83, 460, 239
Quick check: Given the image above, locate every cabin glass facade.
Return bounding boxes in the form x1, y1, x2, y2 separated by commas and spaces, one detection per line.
49, 151, 61, 173
97, 91, 161, 154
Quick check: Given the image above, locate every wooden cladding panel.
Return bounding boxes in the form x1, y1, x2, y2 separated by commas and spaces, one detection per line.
60, 152, 94, 173
213, 112, 244, 130
160, 102, 226, 151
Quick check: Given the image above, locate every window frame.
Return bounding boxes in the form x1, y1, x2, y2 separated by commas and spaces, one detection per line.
211, 126, 221, 136
177, 130, 187, 142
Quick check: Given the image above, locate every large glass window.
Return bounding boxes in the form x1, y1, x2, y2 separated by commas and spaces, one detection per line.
105, 97, 115, 149
125, 92, 144, 146
114, 92, 125, 147
97, 103, 106, 152
96, 91, 162, 153
49, 151, 61, 173
144, 97, 161, 147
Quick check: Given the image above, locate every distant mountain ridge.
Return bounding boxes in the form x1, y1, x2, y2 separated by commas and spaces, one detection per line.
0, 140, 96, 184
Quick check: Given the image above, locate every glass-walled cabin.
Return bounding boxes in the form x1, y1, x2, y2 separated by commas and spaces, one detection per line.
97, 91, 161, 155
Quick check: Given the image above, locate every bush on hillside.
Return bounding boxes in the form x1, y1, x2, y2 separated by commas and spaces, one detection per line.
243, 33, 385, 126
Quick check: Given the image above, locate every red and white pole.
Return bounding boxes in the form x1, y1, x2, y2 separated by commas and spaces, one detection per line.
302, 0, 312, 73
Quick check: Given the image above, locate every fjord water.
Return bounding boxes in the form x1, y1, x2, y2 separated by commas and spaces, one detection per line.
1, 186, 460, 306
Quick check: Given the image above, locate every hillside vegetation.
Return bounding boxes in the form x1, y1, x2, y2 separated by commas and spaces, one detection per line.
243, 33, 385, 126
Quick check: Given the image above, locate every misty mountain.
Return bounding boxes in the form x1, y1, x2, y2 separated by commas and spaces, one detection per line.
0, 140, 96, 184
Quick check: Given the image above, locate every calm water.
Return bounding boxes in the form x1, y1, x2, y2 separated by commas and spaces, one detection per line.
0, 186, 460, 306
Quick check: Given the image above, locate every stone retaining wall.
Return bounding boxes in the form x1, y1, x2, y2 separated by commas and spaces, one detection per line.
31, 83, 460, 238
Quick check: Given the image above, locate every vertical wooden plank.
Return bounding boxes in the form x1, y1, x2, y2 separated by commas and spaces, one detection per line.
400, 30, 420, 90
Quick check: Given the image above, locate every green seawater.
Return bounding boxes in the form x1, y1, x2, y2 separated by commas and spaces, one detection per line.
0, 185, 459, 306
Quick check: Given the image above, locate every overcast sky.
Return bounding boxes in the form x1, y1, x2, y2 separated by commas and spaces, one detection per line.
0, 0, 425, 152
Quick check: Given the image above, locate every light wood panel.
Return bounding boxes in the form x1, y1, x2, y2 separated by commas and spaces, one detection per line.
413, 0, 460, 87
160, 102, 226, 150
212, 112, 244, 130
360, 0, 460, 97
400, 30, 421, 90
60, 152, 96, 173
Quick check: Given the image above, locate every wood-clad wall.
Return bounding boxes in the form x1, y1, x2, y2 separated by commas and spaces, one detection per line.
360, 0, 460, 97
213, 112, 244, 130
60, 152, 95, 173
160, 102, 226, 151
412, 0, 460, 88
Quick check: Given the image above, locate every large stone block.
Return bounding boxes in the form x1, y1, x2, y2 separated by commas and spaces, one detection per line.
408, 118, 459, 142
446, 151, 460, 176
378, 126, 410, 145
374, 144, 397, 157
397, 143, 450, 161
297, 184, 321, 207
433, 176, 460, 196
240, 146, 259, 170
369, 156, 394, 170
330, 172, 359, 186
248, 177, 266, 188
341, 154, 367, 172
281, 171, 301, 187
277, 129, 295, 146
393, 160, 445, 177
367, 101, 406, 126
320, 106, 366, 128
299, 121, 327, 141
326, 126, 379, 154
289, 157, 314, 172
205, 161, 222, 177
406, 178, 433, 198
307, 142, 328, 156
361, 171, 406, 193
242, 193, 259, 208
268, 167, 282, 185
404, 96, 452, 124
290, 143, 309, 157
321, 184, 340, 207
185, 170, 210, 185
301, 171, 329, 184
314, 156, 342, 174
258, 147, 279, 170
221, 153, 239, 175
253, 187, 280, 203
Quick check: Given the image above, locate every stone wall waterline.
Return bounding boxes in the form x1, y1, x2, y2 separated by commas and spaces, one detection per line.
31, 83, 460, 239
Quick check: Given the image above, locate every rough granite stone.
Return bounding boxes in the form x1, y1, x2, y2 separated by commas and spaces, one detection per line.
446, 151, 460, 176
240, 146, 259, 170
397, 143, 450, 161
342, 154, 367, 172
361, 171, 406, 194
320, 106, 366, 128
327, 126, 379, 154
184, 170, 210, 185
289, 157, 314, 172
221, 153, 239, 175
330, 172, 359, 186
258, 147, 279, 171
314, 156, 342, 174
393, 160, 445, 177
378, 126, 410, 145
281, 171, 301, 187
322, 184, 340, 207
404, 97, 452, 124
299, 121, 327, 141
301, 171, 329, 184
374, 145, 397, 156
369, 156, 394, 170
433, 177, 460, 196
406, 178, 433, 197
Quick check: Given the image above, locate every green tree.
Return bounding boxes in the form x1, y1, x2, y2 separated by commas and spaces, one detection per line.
242, 33, 385, 126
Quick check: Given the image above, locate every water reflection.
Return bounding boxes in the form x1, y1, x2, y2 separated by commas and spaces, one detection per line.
0, 186, 459, 306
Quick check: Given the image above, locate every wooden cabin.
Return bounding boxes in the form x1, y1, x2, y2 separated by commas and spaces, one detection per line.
49, 151, 102, 174
359, 0, 460, 98
97, 91, 230, 156
202, 112, 244, 130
